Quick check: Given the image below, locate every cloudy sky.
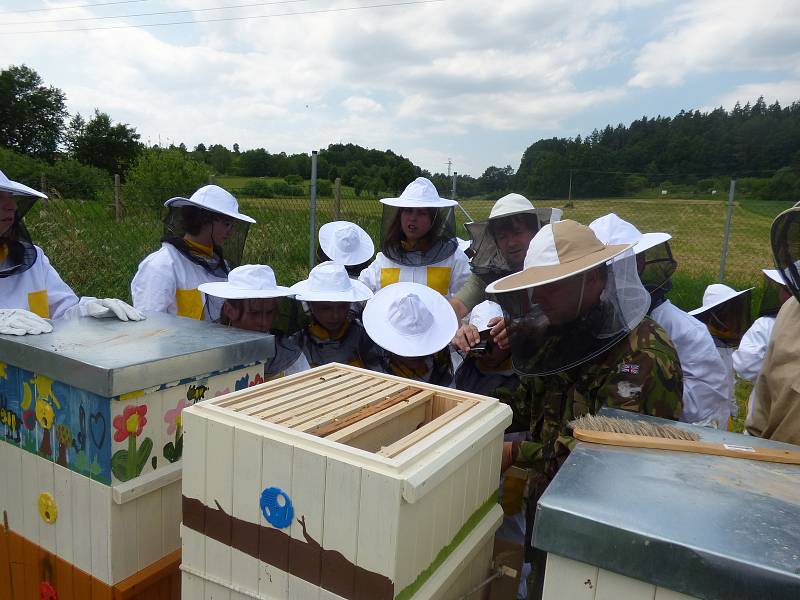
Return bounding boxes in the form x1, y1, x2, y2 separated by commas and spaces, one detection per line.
2, 0, 800, 176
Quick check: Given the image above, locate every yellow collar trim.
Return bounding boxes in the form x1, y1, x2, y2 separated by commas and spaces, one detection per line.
308, 318, 351, 341
184, 239, 213, 257
0, 242, 7, 262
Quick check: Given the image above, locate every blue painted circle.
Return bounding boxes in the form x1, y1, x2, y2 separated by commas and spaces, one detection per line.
260, 487, 294, 529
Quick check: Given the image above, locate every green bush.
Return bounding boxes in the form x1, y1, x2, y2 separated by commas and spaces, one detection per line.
0, 147, 109, 200
758, 167, 800, 202
239, 180, 274, 198
284, 174, 303, 185
316, 179, 332, 197
122, 148, 210, 206
272, 181, 304, 197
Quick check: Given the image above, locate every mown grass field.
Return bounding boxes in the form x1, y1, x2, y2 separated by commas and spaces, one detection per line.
24, 179, 787, 432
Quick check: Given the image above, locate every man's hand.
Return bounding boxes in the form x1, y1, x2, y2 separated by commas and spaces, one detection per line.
451, 323, 481, 353
489, 316, 509, 350
0, 309, 53, 336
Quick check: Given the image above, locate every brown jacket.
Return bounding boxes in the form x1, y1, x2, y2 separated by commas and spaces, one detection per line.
746, 297, 800, 444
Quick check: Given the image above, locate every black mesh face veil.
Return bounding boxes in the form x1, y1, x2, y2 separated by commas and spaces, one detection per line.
694, 291, 753, 347
162, 205, 250, 277
771, 205, 800, 304
492, 251, 650, 376
639, 241, 677, 307
316, 245, 370, 278
758, 273, 788, 317
380, 206, 457, 267
466, 208, 563, 285
0, 195, 39, 278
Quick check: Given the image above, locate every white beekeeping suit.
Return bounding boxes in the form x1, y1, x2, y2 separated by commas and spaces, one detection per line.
131, 185, 255, 321
358, 178, 471, 298
0, 169, 142, 335
590, 213, 731, 428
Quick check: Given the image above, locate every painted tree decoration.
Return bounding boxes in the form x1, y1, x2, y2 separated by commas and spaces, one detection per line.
55, 423, 72, 467
163, 398, 186, 463
111, 404, 153, 482
20, 374, 61, 458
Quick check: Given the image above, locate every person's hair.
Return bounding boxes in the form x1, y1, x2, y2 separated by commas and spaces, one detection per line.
384, 207, 438, 248
181, 206, 217, 236
219, 299, 244, 326
488, 213, 539, 240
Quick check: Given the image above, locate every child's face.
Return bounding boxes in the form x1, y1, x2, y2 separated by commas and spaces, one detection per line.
309, 301, 350, 333
222, 298, 279, 332
400, 208, 434, 242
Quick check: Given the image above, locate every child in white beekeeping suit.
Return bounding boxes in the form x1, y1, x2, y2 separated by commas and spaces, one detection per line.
316, 220, 375, 279
290, 262, 381, 370
198, 265, 309, 379
358, 177, 471, 298
131, 185, 255, 321
589, 213, 730, 429
362, 281, 459, 386
0, 169, 143, 336
689, 284, 754, 429
733, 269, 792, 422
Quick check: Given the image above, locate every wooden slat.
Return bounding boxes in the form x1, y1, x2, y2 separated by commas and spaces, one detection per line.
321, 390, 433, 442
246, 372, 367, 418
0, 519, 12, 600
280, 381, 407, 431
308, 388, 419, 437
217, 371, 358, 412
376, 401, 475, 458
286, 382, 408, 431
112, 549, 181, 600
269, 379, 392, 427
262, 376, 381, 423
215, 366, 346, 407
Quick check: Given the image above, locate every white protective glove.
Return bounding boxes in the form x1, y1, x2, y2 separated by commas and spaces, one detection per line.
84, 298, 146, 321
0, 309, 54, 336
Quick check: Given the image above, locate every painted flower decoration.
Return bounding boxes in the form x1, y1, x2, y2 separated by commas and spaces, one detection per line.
22, 408, 36, 431
113, 404, 148, 443
248, 373, 264, 387
164, 399, 187, 435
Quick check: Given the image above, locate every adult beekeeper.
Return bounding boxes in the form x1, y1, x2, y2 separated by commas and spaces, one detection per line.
746, 203, 800, 444
734, 269, 791, 421
0, 169, 143, 335
689, 283, 753, 427
358, 177, 471, 297
590, 213, 730, 428
486, 220, 683, 598
451, 194, 562, 352
131, 185, 255, 321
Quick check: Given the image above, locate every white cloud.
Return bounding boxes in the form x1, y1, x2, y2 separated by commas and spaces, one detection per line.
342, 96, 383, 113
630, 0, 800, 88
711, 80, 800, 109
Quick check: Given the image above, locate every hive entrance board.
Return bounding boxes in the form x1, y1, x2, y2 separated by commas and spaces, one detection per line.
214, 364, 479, 456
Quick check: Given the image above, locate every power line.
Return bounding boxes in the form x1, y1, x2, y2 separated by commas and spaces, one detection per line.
7, 0, 314, 26
1, 0, 445, 34
0, 0, 149, 16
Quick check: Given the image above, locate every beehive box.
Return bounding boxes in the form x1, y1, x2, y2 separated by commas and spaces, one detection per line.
180, 363, 513, 600
534, 409, 800, 600
0, 313, 271, 599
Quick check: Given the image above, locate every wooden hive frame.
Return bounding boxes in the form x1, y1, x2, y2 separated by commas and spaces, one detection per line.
181, 363, 512, 600
213, 364, 479, 456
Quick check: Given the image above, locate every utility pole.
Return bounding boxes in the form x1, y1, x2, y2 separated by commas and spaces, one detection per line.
452, 171, 457, 201
309, 150, 319, 270
568, 169, 573, 202
446, 158, 452, 178
718, 177, 736, 282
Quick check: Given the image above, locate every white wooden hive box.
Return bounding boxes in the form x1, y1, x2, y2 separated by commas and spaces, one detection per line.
180, 363, 512, 600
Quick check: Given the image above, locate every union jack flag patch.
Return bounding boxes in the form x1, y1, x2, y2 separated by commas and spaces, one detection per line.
618, 363, 640, 375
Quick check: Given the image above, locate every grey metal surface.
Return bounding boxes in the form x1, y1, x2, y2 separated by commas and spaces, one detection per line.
533, 409, 800, 599
0, 313, 274, 397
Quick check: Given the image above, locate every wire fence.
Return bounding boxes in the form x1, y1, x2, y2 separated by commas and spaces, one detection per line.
17, 172, 788, 316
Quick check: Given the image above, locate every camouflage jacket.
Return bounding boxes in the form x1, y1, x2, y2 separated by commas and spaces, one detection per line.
500, 317, 683, 481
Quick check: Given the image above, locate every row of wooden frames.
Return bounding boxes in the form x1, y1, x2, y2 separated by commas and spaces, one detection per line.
214, 365, 479, 458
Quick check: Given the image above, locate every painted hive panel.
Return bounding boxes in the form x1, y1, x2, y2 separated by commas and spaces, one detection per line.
181, 364, 512, 600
